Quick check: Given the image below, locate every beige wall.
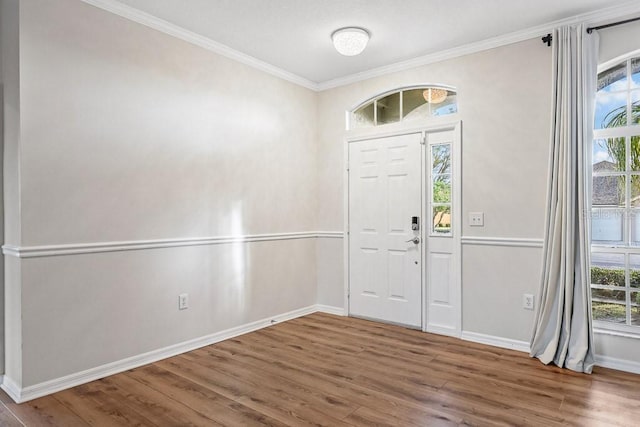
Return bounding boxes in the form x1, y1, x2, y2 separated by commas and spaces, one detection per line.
317, 24, 640, 364
599, 20, 640, 64
20, 0, 318, 245
0, 0, 5, 377
21, 240, 317, 386
317, 40, 552, 344
3, 0, 640, 391
5, 0, 319, 388
1, 0, 21, 379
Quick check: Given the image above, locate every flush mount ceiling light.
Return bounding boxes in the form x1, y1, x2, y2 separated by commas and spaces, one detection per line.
422, 87, 448, 104
331, 27, 369, 56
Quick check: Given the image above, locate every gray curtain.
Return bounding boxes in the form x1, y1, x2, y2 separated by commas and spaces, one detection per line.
530, 24, 599, 374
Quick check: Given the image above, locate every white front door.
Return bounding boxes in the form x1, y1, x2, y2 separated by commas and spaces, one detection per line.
348, 133, 422, 328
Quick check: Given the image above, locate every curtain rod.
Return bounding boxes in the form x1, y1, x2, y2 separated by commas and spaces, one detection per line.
587, 16, 640, 33
541, 15, 640, 46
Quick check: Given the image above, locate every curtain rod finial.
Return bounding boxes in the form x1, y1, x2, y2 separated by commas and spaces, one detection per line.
542, 34, 552, 47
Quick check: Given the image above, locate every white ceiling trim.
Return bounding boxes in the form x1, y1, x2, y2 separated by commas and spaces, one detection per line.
80, 0, 319, 90
81, 0, 640, 93
317, 0, 640, 91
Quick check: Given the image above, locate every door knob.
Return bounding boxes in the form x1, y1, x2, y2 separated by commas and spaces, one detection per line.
406, 237, 420, 244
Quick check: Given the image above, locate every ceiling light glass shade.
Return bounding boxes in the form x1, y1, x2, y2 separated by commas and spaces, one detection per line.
332, 27, 369, 56
422, 88, 448, 104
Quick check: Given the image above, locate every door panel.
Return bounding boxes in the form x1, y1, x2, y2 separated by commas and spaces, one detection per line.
429, 252, 451, 303
348, 133, 422, 328
425, 127, 461, 336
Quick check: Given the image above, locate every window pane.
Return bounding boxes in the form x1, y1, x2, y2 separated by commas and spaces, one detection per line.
402, 89, 428, 120
592, 209, 624, 244
631, 136, 640, 171
630, 254, 640, 288
432, 205, 451, 234
432, 144, 451, 175
376, 93, 400, 125
432, 94, 458, 116
598, 61, 628, 93
632, 175, 640, 207
433, 175, 451, 203
593, 138, 624, 172
632, 291, 640, 325
630, 210, 640, 246
592, 299, 627, 324
591, 253, 625, 286
632, 57, 640, 89
632, 91, 640, 125
595, 91, 627, 129
352, 102, 374, 128
403, 88, 457, 120
592, 287, 626, 303
592, 175, 625, 207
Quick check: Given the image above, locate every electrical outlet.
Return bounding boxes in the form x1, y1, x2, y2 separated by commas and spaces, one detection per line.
469, 212, 484, 227
178, 293, 189, 310
523, 294, 535, 310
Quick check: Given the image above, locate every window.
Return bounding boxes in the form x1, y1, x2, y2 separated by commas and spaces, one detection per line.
350, 86, 457, 130
431, 143, 452, 234
591, 54, 640, 331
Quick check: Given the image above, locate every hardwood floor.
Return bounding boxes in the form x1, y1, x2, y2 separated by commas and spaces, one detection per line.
2, 313, 639, 426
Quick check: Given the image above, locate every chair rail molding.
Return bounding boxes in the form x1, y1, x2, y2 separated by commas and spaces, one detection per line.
461, 236, 544, 248
2, 231, 345, 258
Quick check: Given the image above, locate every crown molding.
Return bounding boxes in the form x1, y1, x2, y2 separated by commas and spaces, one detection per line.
79, 0, 319, 91
317, 0, 640, 91
80, 0, 640, 93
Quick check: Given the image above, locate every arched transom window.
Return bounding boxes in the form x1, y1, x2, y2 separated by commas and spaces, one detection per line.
349, 86, 457, 130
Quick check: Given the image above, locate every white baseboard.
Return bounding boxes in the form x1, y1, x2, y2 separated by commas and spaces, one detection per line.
461, 331, 531, 353
315, 305, 345, 316
596, 354, 640, 375
2, 304, 326, 403
0, 375, 21, 404
460, 331, 640, 376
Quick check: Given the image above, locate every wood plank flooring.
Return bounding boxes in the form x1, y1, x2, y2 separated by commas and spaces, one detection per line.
2, 313, 640, 426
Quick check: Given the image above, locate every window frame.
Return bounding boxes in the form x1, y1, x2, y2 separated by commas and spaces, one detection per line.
591, 50, 640, 335
429, 142, 453, 236
347, 84, 458, 131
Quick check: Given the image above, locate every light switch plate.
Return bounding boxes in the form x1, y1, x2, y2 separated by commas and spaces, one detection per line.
178, 293, 189, 310
469, 212, 484, 227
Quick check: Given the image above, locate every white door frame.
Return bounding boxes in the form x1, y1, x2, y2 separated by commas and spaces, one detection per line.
344, 121, 462, 335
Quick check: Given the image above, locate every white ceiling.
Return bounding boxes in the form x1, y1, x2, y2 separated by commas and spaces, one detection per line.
113, 0, 634, 84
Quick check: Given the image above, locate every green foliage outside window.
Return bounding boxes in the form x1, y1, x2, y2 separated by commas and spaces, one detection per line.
433, 180, 451, 204
591, 266, 640, 322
